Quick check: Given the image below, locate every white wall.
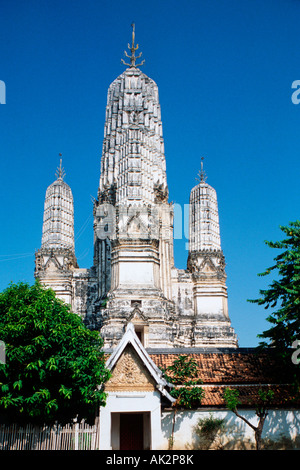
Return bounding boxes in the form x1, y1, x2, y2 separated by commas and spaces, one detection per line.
119, 261, 154, 285
161, 409, 300, 450
99, 391, 300, 450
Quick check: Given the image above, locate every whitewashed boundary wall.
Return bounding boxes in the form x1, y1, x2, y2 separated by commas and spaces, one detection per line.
161, 409, 300, 450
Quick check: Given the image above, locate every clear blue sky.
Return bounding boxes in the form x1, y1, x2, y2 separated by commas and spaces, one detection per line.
0, 0, 299, 347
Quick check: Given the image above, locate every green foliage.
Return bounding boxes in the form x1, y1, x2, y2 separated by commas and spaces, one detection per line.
163, 355, 203, 385
195, 414, 225, 450
223, 387, 274, 414
249, 221, 300, 368
163, 355, 205, 450
256, 389, 275, 414
223, 388, 240, 411
197, 414, 225, 434
0, 281, 111, 425
223, 387, 275, 450
170, 385, 205, 409
163, 355, 205, 408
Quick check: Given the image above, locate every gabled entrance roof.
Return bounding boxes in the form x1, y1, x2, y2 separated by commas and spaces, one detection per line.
105, 323, 175, 403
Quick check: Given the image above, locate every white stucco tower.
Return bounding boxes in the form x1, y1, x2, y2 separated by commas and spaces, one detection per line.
189, 159, 221, 252
186, 158, 236, 345
93, 26, 175, 347
35, 159, 78, 304
41, 160, 75, 251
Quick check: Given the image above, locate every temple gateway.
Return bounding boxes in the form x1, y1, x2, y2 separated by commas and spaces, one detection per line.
35, 26, 299, 450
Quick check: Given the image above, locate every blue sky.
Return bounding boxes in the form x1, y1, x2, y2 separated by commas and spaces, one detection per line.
0, 0, 299, 347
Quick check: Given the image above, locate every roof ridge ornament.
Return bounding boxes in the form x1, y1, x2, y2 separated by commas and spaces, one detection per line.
121, 23, 145, 68
55, 154, 66, 180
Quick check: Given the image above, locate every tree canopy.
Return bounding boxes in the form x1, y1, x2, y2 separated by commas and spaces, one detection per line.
163, 355, 204, 408
249, 220, 300, 376
0, 281, 110, 425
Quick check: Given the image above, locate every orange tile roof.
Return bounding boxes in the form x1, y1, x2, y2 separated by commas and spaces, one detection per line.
199, 384, 298, 407
148, 350, 299, 407
149, 351, 286, 385
104, 347, 299, 408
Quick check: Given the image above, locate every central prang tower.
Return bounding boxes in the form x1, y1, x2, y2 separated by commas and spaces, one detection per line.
35, 25, 238, 350
93, 25, 175, 347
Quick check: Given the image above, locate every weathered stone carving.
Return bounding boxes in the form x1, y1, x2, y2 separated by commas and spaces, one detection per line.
154, 182, 169, 203
105, 345, 156, 391
187, 249, 226, 280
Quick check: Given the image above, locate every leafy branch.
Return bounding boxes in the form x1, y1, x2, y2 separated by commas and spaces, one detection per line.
163, 355, 205, 449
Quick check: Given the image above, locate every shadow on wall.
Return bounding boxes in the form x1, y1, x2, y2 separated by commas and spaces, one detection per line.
161, 410, 300, 450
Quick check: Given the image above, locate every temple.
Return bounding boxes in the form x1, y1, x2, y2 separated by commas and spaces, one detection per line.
32, 25, 300, 451
35, 25, 238, 349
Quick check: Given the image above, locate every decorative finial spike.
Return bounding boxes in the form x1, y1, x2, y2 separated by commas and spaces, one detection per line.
131, 22, 135, 47
56, 154, 66, 180
196, 157, 207, 183
121, 23, 145, 68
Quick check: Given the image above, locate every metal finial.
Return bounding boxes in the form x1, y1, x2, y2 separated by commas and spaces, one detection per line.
121, 23, 145, 68
196, 157, 207, 183
56, 154, 66, 180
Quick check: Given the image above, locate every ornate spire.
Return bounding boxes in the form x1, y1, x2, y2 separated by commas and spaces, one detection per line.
190, 157, 221, 252
55, 154, 66, 180
100, 40, 166, 204
196, 157, 207, 183
41, 158, 75, 251
121, 23, 145, 68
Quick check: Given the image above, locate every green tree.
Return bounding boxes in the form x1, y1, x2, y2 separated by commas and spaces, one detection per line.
0, 281, 110, 425
194, 414, 225, 450
249, 221, 300, 371
163, 355, 205, 449
223, 387, 274, 450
